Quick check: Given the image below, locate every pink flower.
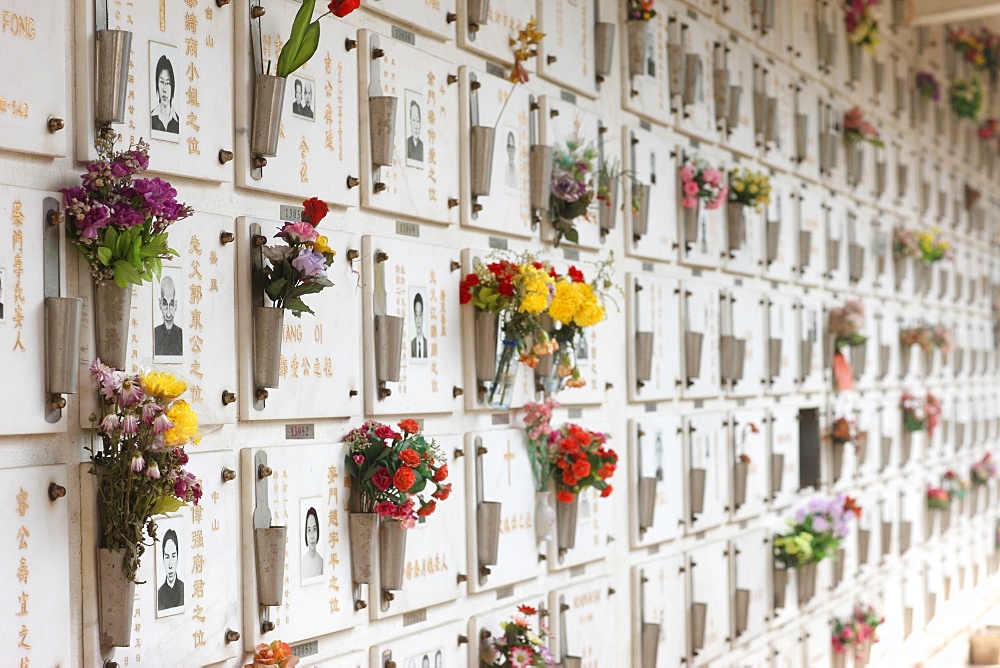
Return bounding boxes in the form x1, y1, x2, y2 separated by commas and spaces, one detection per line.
374, 423, 396, 440
374, 501, 396, 517
679, 166, 694, 182
130, 454, 145, 473
121, 414, 140, 435
682, 197, 698, 209
683, 181, 700, 196
276, 221, 319, 244
146, 461, 161, 479
352, 454, 365, 465
99, 413, 120, 433
702, 168, 721, 185
153, 411, 173, 435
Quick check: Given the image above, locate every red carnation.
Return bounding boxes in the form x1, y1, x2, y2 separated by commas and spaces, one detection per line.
399, 448, 421, 467
561, 469, 578, 486
497, 277, 515, 297
432, 482, 452, 500
571, 459, 591, 479
568, 266, 585, 283
371, 467, 391, 491
559, 437, 579, 453
417, 500, 437, 516
556, 490, 575, 503
302, 196, 329, 226
393, 467, 416, 492
375, 501, 397, 517
459, 273, 479, 305
398, 418, 420, 434
433, 464, 449, 482
328, 0, 360, 18
600, 485, 613, 498
598, 463, 616, 479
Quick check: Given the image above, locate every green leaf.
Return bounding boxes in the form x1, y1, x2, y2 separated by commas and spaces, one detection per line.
275, 0, 316, 77
290, 21, 321, 76
97, 247, 113, 266
152, 496, 186, 516
113, 259, 142, 286
564, 227, 580, 244
105, 227, 119, 255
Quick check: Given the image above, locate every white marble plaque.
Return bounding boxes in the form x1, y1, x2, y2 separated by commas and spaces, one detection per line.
731, 528, 770, 640
801, 616, 831, 667
361, 236, 461, 415
537, 0, 596, 98
763, 176, 798, 283
456, 1, 535, 67
364, 0, 457, 40
682, 280, 721, 399
623, 127, 679, 262
627, 273, 681, 402
358, 30, 460, 225
233, 217, 362, 421
718, 0, 756, 39
767, 293, 798, 395
731, 408, 769, 521
0, 464, 71, 668
0, 188, 68, 436
370, 620, 467, 668
770, 405, 801, 510
0, 1, 66, 157
233, 3, 360, 207
761, 64, 798, 173
727, 287, 764, 397
549, 577, 617, 666
458, 67, 535, 238
239, 444, 363, 644
824, 196, 848, 289
634, 556, 687, 667
793, 82, 822, 183
686, 411, 730, 533
721, 41, 758, 156
797, 185, 826, 287
466, 429, 545, 593
622, 11, 673, 127
630, 416, 684, 548
676, 16, 719, 142
302, 649, 366, 668
687, 540, 730, 661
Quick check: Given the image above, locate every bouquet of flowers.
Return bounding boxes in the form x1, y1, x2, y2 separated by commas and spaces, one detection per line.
828, 299, 867, 350
774, 495, 861, 568
830, 416, 864, 449
832, 605, 883, 660
524, 398, 560, 491
930, 326, 953, 354
343, 419, 450, 526
844, 0, 879, 52
915, 227, 952, 263
899, 325, 933, 352
943, 469, 970, 501
255, 197, 336, 317
549, 423, 617, 503
626, 0, 656, 21
947, 27, 1000, 78
925, 392, 941, 437
728, 167, 772, 212
679, 157, 728, 210
979, 118, 999, 139
950, 76, 985, 121
549, 137, 599, 245
892, 227, 920, 259
843, 107, 884, 147
971, 453, 997, 486
915, 71, 941, 102
481, 605, 555, 667
926, 486, 951, 510
88, 359, 203, 583
275, 0, 360, 78
63, 130, 192, 288
900, 391, 926, 432
246, 640, 300, 668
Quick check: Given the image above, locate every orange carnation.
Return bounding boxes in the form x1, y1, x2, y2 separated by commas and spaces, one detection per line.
561, 469, 578, 486
398, 418, 420, 434
571, 459, 591, 479
393, 467, 416, 492
417, 500, 437, 516
433, 464, 449, 482
556, 490, 575, 503
399, 448, 421, 467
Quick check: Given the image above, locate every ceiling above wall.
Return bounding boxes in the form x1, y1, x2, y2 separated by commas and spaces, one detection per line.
909, 0, 1000, 29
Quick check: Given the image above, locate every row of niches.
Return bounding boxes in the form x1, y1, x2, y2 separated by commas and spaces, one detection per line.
17, 435, 999, 667
7, 0, 1000, 235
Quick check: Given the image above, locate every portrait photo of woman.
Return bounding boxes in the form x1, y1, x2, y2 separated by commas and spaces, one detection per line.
149, 43, 180, 142
300, 500, 324, 584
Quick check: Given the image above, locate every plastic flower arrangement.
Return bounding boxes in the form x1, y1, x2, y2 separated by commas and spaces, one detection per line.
892, 227, 920, 259
255, 197, 336, 317
275, 0, 360, 78
88, 359, 203, 583
979, 118, 999, 139
915, 227, 952, 263
524, 398, 560, 491
844, 0, 880, 53
508, 17, 544, 84
774, 495, 861, 568
843, 107, 884, 147
828, 299, 867, 350
481, 605, 555, 667
679, 157, 728, 210
343, 419, 450, 527
728, 167, 772, 212
926, 486, 950, 510
246, 640, 300, 668
899, 325, 933, 352
62, 129, 192, 288
832, 605, 884, 659
627, 0, 656, 21
950, 75, 985, 121
549, 138, 599, 245
900, 391, 940, 436
549, 423, 617, 503
830, 416, 863, 449
915, 71, 940, 102
971, 453, 997, 487
947, 27, 1000, 78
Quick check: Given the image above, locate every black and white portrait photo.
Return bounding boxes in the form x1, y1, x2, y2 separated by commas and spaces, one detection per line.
434, 650, 444, 668
300, 498, 324, 585
0, 268, 5, 322
404, 90, 424, 168
504, 129, 518, 190
574, 331, 590, 361
291, 75, 315, 121
153, 265, 183, 363
409, 287, 428, 362
155, 515, 185, 617
149, 42, 180, 142
645, 37, 656, 77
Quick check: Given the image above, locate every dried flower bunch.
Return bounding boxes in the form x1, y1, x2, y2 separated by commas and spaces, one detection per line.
829, 416, 864, 448
481, 605, 555, 667
774, 495, 861, 568
508, 17, 545, 83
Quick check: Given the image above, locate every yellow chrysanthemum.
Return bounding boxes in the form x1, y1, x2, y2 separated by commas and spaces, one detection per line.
164, 400, 200, 447
575, 299, 605, 328
140, 370, 187, 401
549, 280, 582, 324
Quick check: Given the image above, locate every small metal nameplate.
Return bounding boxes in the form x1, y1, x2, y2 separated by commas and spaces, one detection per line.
562, 249, 580, 261
285, 423, 315, 440
639, 120, 651, 131
642, 262, 654, 272
396, 221, 420, 237
291, 641, 318, 657
569, 565, 586, 577
695, 530, 706, 540
648, 544, 660, 555
692, 269, 702, 277
739, 521, 748, 530
486, 62, 506, 78
645, 403, 657, 413
694, 401, 704, 409
560, 90, 577, 104
568, 408, 583, 419
391, 25, 416, 45
690, 138, 700, 149
492, 413, 510, 426
495, 585, 515, 599
279, 204, 304, 222
736, 399, 746, 407
403, 609, 427, 626
489, 236, 508, 250
734, 278, 743, 286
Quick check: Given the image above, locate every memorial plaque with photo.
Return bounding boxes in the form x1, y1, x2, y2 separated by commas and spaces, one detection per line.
358, 30, 460, 225
630, 416, 685, 548
361, 236, 461, 415
768, 293, 798, 395
370, 620, 467, 668
727, 287, 764, 397
458, 67, 535, 238
762, 176, 798, 283
457, 0, 535, 66
74, 0, 234, 182
77, 210, 238, 437
675, 15, 719, 142
761, 64, 799, 174
633, 556, 687, 668
731, 408, 769, 521
685, 412, 730, 533
722, 41, 758, 156
465, 430, 545, 594
239, 444, 362, 645
549, 577, 617, 666
232, 3, 359, 206
622, 10, 673, 127
81, 451, 240, 667
0, 188, 69, 436
0, 1, 66, 157
623, 127, 679, 262
797, 188, 825, 287
627, 273, 681, 403
536, 0, 596, 97
770, 405, 802, 511
682, 280, 721, 399
731, 528, 770, 640
0, 464, 71, 668
687, 540, 730, 661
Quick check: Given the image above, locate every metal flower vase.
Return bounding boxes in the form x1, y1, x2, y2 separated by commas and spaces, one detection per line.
369, 96, 399, 168
690, 602, 708, 652
689, 468, 706, 517
827, 237, 841, 272
95, 29, 132, 125
799, 229, 812, 269
733, 459, 749, 508
637, 476, 657, 534
469, 125, 496, 198
881, 521, 892, 557
683, 203, 700, 249
796, 562, 817, 605
734, 588, 750, 636
771, 453, 785, 495
529, 145, 553, 213
880, 436, 892, 471
379, 519, 408, 591
598, 175, 619, 233
831, 441, 845, 482
685, 330, 704, 382
97, 548, 135, 647
848, 242, 865, 282
858, 528, 870, 565
254, 525, 288, 606
726, 202, 745, 252
467, 0, 490, 27
851, 343, 867, 380
768, 337, 782, 379
250, 74, 286, 159
878, 343, 890, 379
847, 141, 864, 185
595, 22, 616, 82
534, 490, 556, 543
626, 21, 649, 79
766, 220, 780, 263
374, 314, 404, 383
556, 494, 579, 553
348, 512, 379, 585
800, 338, 814, 380
477, 501, 502, 568
632, 183, 651, 240
773, 566, 788, 609
93, 282, 131, 370
45, 297, 83, 395
640, 621, 660, 667
893, 256, 908, 290
635, 331, 654, 385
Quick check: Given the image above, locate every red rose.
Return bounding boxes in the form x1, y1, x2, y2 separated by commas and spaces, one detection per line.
497, 277, 515, 297
371, 467, 391, 491
567, 424, 591, 447
398, 418, 420, 434
417, 500, 437, 516
568, 266, 585, 283
459, 274, 479, 305
393, 467, 416, 492
399, 448, 421, 468
302, 197, 328, 226
559, 437, 578, 453
518, 604, 537, 615
600, 485, 613, 498
556, 490, 575, 503
598, 463, 615, 479
433, 464, 449, 482
432, 482, 452, 500
561, 469, 577, 486
328, 0, 360, 18
375, 501, 396, 517
571, 459, 591, 479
